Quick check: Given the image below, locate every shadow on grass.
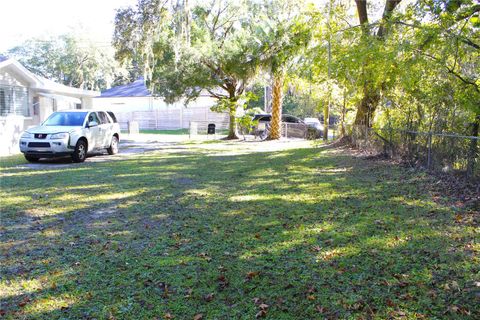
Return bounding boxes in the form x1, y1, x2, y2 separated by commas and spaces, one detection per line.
0, 145, 477, 319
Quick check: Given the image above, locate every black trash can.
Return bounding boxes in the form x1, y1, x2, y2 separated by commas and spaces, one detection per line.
207, 123, 216, 135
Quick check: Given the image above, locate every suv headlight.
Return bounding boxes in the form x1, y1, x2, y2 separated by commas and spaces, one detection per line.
50, 132, 69, 139
21, 132, 33, 139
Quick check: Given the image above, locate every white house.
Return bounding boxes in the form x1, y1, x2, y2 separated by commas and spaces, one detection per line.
0, 55, 99, 156
92, 78, 229, 131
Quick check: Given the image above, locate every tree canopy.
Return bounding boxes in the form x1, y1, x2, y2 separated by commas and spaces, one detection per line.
6, 33, 124, 91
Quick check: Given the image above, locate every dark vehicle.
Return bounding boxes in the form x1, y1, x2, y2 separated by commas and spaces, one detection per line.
252, 114, 321, 139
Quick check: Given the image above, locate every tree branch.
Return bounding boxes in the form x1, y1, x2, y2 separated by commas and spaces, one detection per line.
416, 49, 479, 92
377, 0, 402, 38
354, 0, 369, 35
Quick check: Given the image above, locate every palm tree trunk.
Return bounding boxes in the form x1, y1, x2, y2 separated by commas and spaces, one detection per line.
268, 73, 284, 140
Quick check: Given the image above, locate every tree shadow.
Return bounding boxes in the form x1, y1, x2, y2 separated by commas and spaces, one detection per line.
1, 145, 477, 319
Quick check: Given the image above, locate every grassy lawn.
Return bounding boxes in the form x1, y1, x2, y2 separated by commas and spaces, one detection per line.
0, 141, 478, 319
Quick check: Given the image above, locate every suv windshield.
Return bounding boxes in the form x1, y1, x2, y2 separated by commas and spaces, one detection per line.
43, 112, 87, 126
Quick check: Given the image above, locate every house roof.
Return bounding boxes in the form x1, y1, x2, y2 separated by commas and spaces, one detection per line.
0, 57, 99, 98
98, 77, 151, 98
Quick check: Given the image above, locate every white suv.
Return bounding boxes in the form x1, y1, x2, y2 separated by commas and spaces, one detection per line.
19, 110, 121, 163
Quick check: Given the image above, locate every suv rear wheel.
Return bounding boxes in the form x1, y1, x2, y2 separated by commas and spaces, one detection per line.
107, 135, 119, 155
72, 140, 87, 163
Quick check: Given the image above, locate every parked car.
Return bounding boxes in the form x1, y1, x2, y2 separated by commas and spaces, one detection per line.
19, 110, 120, 163
304, 117, 323, 139
252, 114, 321, 139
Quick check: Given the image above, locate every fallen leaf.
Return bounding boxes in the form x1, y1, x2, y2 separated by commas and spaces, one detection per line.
448, 305, 460, 313
255, 310, 267, 318
163, 313, 173, 319
450, 280, 460, 291
324, 239, 333, 245
204, 293, 214, 302
316, 305, 327, 313
386, 299, 396, 307
197, 252, 212, 262
246, 271, 260, 280
306, 285, 317, 294
307, 295, 316, 301
18, 297, 31, 308
258, 303, 269, 310
185, 288, 193, 298
193, 314, 203, 320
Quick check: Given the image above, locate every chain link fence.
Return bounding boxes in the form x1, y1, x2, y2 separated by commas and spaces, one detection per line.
351, 125, 479, 179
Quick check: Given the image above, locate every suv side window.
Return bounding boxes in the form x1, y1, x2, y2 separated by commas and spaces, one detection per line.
98, 111, 110, 124
107, 111, 118, 123
88, 112, 100, 125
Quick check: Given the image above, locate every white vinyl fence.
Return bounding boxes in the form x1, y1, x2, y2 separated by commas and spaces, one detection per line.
115, 107, 229, 131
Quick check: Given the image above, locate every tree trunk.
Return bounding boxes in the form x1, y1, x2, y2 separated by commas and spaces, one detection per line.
352, 0, 402, 128
353, 87, 381, 127
268, 72, 284, 140
466, 115, 479, 178
323, 100, 330, 141
341, 88, 347, 136
226, 106, 238, 140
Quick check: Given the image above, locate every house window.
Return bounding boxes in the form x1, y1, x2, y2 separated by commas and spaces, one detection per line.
0, 84, 29, 117
0, 88, 6, 116
52, 98, 57, 112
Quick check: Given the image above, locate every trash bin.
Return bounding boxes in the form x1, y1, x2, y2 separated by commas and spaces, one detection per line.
207, 123, 216, 135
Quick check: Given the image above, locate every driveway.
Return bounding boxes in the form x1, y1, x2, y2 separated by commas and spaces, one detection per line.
15, 134, 188, 168
16, 133, 313, 169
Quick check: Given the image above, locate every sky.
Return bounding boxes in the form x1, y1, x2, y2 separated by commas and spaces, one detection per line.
0, 0, 400, 54
0, 0, 138, 52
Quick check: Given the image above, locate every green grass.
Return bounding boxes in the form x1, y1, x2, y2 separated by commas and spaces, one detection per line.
0, 141, 478, 319
0, 154, 26, 168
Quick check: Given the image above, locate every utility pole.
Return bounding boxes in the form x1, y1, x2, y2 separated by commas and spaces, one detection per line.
323, 0, 332, 141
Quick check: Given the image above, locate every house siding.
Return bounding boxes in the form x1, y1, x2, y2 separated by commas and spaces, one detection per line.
0, 69, 27, 87
0, 59, 98, 156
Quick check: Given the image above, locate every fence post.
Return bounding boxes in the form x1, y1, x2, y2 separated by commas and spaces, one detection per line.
427, 132, 432, 170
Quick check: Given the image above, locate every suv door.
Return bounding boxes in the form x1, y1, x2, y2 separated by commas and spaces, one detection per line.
86, 112, 102, 150
97, 111, 113, 148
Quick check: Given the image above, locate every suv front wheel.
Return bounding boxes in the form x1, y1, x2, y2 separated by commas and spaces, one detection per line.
72, 140, 87, 163
24, 155, 40, 162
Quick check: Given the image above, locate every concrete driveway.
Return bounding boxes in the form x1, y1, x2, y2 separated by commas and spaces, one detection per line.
16, 133, 313, 169
16, 134, 192, 168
